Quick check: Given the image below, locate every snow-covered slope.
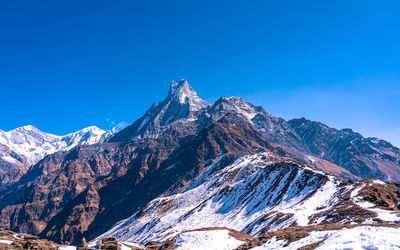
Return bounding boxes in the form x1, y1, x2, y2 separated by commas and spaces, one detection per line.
0, 125, 107, 167
98, 153, 400, 245
98, 153, 340, 243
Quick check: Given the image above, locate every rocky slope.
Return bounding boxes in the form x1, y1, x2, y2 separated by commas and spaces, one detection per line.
0, 228, 61, 249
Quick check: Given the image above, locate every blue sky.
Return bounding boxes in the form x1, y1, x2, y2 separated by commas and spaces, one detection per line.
1, 0, 399, 146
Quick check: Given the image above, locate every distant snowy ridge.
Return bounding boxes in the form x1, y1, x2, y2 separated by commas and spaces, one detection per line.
0, 125, 108, 166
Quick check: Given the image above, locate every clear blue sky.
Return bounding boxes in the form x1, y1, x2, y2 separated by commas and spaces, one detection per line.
1, 0, 399, 147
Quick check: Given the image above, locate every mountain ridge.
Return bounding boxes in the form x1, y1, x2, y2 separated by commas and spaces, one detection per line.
111, 80, 399, 182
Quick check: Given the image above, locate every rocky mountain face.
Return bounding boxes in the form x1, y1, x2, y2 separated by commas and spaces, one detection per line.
0, 79, 399, 249
0, 125, 108, 175
289, 118, 400, 181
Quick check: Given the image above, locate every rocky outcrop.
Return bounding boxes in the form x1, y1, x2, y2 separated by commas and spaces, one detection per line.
0, 228, 60, 249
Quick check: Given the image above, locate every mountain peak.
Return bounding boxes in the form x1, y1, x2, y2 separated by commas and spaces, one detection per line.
169, 79, 188, 96
12, 125, 39, 133
211, 96, 260, 121
109, 79, 210, 142
168, 79, 210, 111
79, 126, 104, 133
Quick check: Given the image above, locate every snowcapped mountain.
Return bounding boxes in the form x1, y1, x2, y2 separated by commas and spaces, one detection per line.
1, 79, 400, 249
169, 79, 210, 112
0, 125, 108, 172
109, 79, 210, 142
110, 80, 400, 182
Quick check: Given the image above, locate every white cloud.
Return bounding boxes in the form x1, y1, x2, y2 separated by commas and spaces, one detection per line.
111, 121, 129, 133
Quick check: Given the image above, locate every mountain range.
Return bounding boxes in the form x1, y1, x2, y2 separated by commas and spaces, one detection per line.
0, 79, 399, 249
0, 125, 108, 167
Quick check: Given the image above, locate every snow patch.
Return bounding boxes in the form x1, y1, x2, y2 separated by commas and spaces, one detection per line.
121, 242, 144, 249
173, 230, 245, 250
1, 155, 20, 164
350, 184, 365, 198
59, 247, 76, 250
0, 240, 13, 245
373, 180, 386, 185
